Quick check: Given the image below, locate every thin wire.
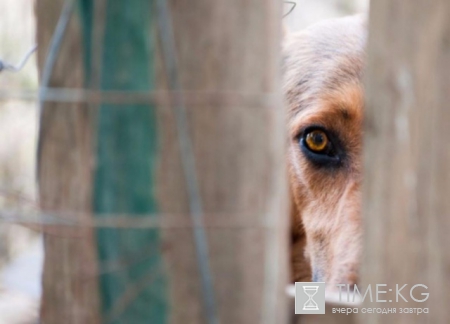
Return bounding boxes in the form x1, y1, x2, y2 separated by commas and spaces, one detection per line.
283, 1, 297, 18
0, 209, 269, 229
104, 264, 164, 324
0, 45, 37, 72
0, 88, 278, 106
39, 0, 76, 91
155, 1, 219, 324
37, 0, 77, 178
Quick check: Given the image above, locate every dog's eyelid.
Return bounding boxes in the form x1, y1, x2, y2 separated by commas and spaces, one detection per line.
295, 124, 327, 139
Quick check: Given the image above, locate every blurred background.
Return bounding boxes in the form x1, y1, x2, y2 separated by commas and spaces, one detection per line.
0, 0, 368, 322
284, 0, 368, 31
0, 0, 40, 322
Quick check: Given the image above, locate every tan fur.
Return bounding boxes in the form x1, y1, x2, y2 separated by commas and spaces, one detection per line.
283, 15, 367, 288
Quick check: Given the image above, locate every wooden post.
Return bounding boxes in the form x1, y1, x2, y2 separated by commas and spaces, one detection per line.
362, 1, 450, 323
38, 0, 287, 322
37, 1, 101, 323
156, 0, 288, 323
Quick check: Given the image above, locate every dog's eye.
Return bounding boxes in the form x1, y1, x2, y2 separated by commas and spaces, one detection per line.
305, 130, 328, 152
299, 127, 342, 167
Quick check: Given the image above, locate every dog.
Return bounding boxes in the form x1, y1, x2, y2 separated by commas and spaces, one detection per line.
283, 15, 367, 288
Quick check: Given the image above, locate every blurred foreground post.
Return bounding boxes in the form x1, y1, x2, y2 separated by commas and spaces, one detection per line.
156, 0, 288, 323
37, 0, 101, 323
38, 0, 287, 322
363, 1, 450, 323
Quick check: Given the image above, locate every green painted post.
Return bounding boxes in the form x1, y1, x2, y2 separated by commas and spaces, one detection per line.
79, 1, 168, 323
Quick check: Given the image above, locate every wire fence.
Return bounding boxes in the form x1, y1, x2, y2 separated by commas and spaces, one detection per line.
0, 1, 287, 324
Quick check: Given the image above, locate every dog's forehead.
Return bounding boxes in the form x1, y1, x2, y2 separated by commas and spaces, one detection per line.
288, 82, 364, 135
283, 15, 367, 119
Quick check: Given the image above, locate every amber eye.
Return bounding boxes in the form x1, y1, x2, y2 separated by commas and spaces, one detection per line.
305, 130, 329, 152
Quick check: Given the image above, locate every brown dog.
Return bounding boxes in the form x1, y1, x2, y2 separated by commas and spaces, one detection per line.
283, 15, 367, 288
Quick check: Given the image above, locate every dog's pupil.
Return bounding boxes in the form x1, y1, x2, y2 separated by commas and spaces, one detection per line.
313, 132, 324, 145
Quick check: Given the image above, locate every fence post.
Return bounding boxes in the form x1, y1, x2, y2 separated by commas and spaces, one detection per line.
38, 0, 287, 322
37, 0, 101, 322
362, 1, 450, 322
155, 0, 288, 323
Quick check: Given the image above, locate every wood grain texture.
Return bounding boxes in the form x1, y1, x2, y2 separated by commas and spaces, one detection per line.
36, 1, 101, 323
362, 1, 450, 323
155, 0, 289, 323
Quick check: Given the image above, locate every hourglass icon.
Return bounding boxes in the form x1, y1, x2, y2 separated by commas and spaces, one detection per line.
302, 286, 319, 311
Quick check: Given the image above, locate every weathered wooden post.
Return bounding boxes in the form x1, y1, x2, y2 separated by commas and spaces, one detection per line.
38, 0, 287, 323
37, 0, 101, 322
156, 0, 288, 323
362, 1, 450, 323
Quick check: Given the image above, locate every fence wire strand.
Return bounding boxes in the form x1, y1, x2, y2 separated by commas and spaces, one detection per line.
0, 88, 278, 106
0, 45, 37, 73
37, 0, 76, 178
38, 0, 76, 92
0, 209, 272, 229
